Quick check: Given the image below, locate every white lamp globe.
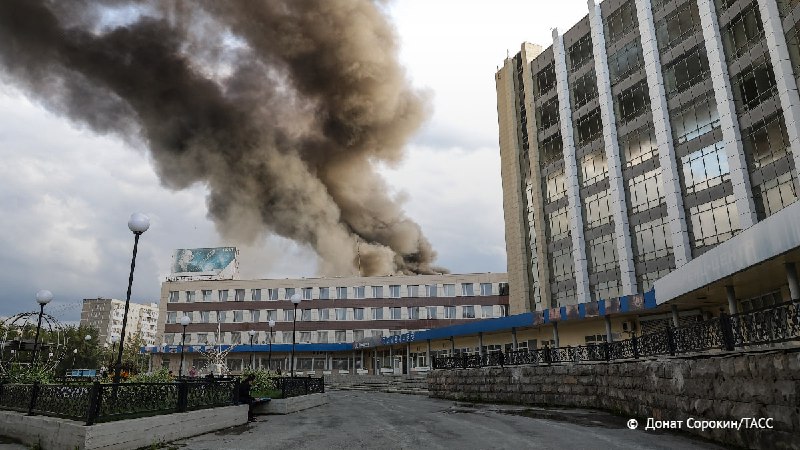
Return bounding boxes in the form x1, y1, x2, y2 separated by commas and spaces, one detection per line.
128, 213, 150, 234
111, 334, 119, 344
290, 293, 302, 305
84, 335, 92, 341
268, 319, 276, 328
248, 330, 257, 337
35, 290, 53, 305
179, 315, 192, 326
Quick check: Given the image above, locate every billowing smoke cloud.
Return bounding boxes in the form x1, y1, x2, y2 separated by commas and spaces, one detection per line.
0, 0, 446, 276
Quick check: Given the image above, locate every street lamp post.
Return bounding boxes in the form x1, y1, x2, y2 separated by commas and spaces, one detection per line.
113, 213, 150, 384
32, 290, 53, 364
268, 319, 275, 372
108, 334, 119, 369
178, 315, 191, 378
290, 294, 302, 377
248, 330, 256, 370
72, 348, 78, 369
81, 335, 91, 371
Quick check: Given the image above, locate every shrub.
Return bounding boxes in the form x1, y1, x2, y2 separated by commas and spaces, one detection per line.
128, 368, 172, 383
239, 369, 276, 396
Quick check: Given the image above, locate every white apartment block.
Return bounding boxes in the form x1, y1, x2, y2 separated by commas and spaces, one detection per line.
80, 298, 159, 345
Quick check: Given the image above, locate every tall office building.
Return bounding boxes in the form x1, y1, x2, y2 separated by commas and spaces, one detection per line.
498, 0, 800, 315
80, 298, 159, 345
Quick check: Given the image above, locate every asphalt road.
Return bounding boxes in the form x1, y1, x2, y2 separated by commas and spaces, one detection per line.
169, 391, 721, 450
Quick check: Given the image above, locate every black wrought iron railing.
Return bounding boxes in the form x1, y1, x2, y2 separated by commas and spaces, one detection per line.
0, 379, 239, 425
274, 376, 325, 398
432, 300, 800, 370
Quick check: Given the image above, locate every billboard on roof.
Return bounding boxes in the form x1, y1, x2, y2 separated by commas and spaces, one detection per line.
169, 247, 238, 281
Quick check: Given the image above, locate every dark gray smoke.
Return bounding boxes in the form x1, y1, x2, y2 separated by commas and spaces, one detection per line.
0, 0, 445, 276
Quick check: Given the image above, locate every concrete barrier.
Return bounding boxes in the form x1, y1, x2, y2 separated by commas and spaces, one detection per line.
254, 392, 328, 415
0, 405, 248, 450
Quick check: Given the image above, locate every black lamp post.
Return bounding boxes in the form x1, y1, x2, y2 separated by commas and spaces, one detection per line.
178, 315, 191, 378
268, 319, 275, 371
290, 293, 302, 377
113, 213, 150, 384
32, 290, 53, 364
108, 334, 119, 369
248, 329, 256, 370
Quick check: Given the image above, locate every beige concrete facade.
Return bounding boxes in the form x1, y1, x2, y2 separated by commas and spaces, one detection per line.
80, 298, 158, 345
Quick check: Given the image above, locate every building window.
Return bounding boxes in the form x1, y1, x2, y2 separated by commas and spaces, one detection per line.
540, 132, 563, 166
480, 283, 493, 296
234, 289, 245, 302
353, 308, 364, 320
231, 332, 242, 345
318, 309, 330, 320
199, 311, 210, 323
197, 333, 208, 344
233, 311, 244, 323
317, 331, 328, 343
633, 216, 673, 262
549, 246, 575, 284
722, 3, 764, 59
372, 307, 384, 320
166, 312, 176, 324
568, 33, 593, 71
335, 308, 347, 321
663, 46, 710, 95
537, 97, 560, 131
168, 291, 179, 303
580, 151, 608, 187
584, 189, 613, 229
266, 310, 277, 322
688, 195, 740, 250
319, 287, 329, 300
202, 290, 212, 302
427, 306, 438, 320
535, 62, 556, 96
185, 291, 195, 303
251, 289, 261, 301
575, 108, 603, 146
336, 287, 348, 299
165, 334, 175, 345
607, 39, 644, 82
588, 233, 618, 274
604, 1, 636, 45
671, 93, 720, 144
284, 288, 296, 300
251, 310, 260, 322
268, 289, 278, 300
462, 306, 476, 319
407, 285, 419, 297
408, 307, 420, 320
615, 81, 650, 124
732, 56, 777, 111
442, 284, 455, 297
571, 70, 598, 109
390, 307, 402, 320
335, 331, 347, 343
388, 285, 400, 298
461, 283, 474, 296
481, 305, 493, 319
655, 1, 700, 51
353, 330, 365, 341
681, 142, 730, 194
754, 171, 798, 219
302, 288, 313, 300
628, 167, 664, 213
591, 279, 622, 302
371, 286, 384, 298
283, 310, 294, 322
299, 332, 312, 343
426, 284, 437, 297
301, 309, 311, 321
354, 286, 365, 299
544, 170, 567, 203
546, 206, 570, 241
621, 125, 657, 168
444, 306, 456, 319
218, 290, 229, 302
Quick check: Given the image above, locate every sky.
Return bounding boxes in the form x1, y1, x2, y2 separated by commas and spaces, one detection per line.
0, 0, 587, 322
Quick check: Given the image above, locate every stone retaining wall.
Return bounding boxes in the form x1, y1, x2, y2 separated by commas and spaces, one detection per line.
427, 350, 800, 449
254, 393, 328, 414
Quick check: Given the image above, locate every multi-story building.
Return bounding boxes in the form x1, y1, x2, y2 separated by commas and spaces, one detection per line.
80, 298, 159, 345
497, 0, 800, 315
155, 273, 508, 373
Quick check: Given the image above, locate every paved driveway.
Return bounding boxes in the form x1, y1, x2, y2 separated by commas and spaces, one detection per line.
171, 391, 720, 450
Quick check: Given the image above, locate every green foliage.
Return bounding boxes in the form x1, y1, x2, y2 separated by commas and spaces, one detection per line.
239, 369, 276, 395
128, 368, 172, 384
2, 364, 53, 384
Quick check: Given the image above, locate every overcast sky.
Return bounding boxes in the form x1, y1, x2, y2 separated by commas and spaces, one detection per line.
0, 0, 586, 321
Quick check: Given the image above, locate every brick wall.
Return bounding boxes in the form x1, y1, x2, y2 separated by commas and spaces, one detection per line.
427, 350, 800, 448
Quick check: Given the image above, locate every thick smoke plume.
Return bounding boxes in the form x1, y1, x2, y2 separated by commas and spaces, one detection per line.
0, 0, 445, 276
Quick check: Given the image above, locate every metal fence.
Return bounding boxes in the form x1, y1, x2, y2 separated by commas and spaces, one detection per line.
0, 379, 239, 425
432, 300, 800, 370
274, 376, 325, 398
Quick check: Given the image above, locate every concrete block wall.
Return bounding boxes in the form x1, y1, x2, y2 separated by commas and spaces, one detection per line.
428, 350, 800, 448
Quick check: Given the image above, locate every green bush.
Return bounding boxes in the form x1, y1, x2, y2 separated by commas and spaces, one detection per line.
239, 369, 277, 396
128, 368, 172, 384
2, 364, 53, 384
